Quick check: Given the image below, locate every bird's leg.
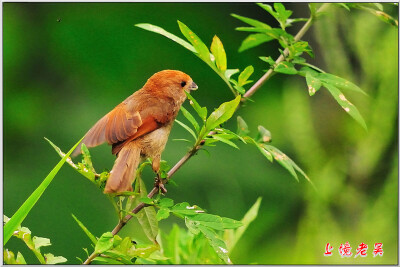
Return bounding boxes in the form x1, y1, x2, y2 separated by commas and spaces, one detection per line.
152, 156, 167, 194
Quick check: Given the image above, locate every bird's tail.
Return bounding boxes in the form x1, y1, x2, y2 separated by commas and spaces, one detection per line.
104, 142, 141, 193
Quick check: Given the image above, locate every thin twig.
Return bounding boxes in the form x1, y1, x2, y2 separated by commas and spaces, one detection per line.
82, 4, 330, 264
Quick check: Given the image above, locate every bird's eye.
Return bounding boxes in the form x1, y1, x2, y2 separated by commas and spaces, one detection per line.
181, 81, 186, 87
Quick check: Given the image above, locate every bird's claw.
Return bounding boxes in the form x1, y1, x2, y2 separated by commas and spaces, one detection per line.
154, 175, 167, 195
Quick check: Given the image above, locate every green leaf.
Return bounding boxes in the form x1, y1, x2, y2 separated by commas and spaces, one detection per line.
175, 119, 197, 141
136, 178, 159, 243
71, 214, 97, 245
44, 253, 68, 264
16, 251, 27, 264
205, 95, 241, 132
185, 91, 207, 121
4, 249, 16, 264
274, 61, 297, 74
231, 13, 271, 29
4, 137, 84, 245
237, 116, 250, 136
180, 106, 200, 133
226, 197, 262, 251
238, 33, 274, 52
305, 72, 322, 96
221, 217, 243, 229
95, 232, 114, 254
225, 69, 239, 80
81, 143, 95, 172
32, 237, 51, 250
210, 35, 227, 72
156, 208, 170, 221
324, 84, 367, 130
178, 21, 212, 65
197, 225, 232, 264
135, 23, 196, 53
171, 202, 204, 216
259, 56, 275, 66
317, 73, 367, 96
140, 197, 154, 205
257, 125, 272, 143
238, 65, 254, 87
212, 135, 239, 149
159, 198, 174, 208
263, 144, 299, 181
190, 214, 224, 231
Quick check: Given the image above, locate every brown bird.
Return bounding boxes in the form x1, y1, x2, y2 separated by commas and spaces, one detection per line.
72, 70, 198, 193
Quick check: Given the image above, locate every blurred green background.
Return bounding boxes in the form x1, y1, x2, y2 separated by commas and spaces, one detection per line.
3, 2, 398, 264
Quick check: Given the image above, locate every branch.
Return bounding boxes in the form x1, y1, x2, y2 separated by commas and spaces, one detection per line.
83, 4, 330, 264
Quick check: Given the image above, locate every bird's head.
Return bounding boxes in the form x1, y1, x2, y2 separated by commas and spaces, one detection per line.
144, 70, 198, 101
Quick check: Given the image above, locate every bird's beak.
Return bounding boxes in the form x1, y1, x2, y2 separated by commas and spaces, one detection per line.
189, 81, 198, 91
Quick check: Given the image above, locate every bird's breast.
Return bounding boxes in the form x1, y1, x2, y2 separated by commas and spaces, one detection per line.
138, 122, 174, 158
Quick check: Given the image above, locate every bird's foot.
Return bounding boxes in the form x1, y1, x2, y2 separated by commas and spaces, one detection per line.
154, 175, 167, 194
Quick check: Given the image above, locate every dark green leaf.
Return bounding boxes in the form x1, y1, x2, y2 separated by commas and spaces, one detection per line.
274, 61, 297, 74
135, 23, 196, 53
324, 84, 367, 130
210, 35, 227, 72
238, 33, 274, 52
71, 214, 97, 245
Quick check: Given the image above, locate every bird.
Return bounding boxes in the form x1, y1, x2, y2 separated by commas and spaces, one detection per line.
72, 70, 198, 193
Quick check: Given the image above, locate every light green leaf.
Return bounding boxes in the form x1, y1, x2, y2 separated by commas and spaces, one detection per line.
156, 208, 170, 221
135, 23, 196, 53
95, 232, 114, 254
44, 253, 68, 264
225, 69, 239, 80
317, 73, 367, 95
238, 33, 274, 52
212, 135, 239, 149
4, 137, 84, 245
32, 237, 51, 250
305, 72, 322, 96
180, 106, 199, 133
178, 21, 212, 65
185, 217, 200, 235
205, 96, 241, 132
185, 91, 207, 121
159, 198, 174, 208
259, 56, 275, 66
171, 202, 204, 216
16, 251, 27, 264
324, 84, 367, 130
175, 119, 197, 141
257, 125, 272, 143
231, 13, 271, 29
237, 116, 250, 136
221, 217, 243, 229
238, 65, 254, 87
4, 249, 16, 264
139, 197, 154, 205
190, 213, 224, 231
210, 35, 227, 72
197, 225, 232, 264
71, 214, 97, 245
274, 61, 297, 74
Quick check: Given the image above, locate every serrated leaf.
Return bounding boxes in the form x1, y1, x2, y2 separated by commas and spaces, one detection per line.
238, 33, 274, 52
185, 91, 207, 121
135, 23, 196, 53
44, 253, 67, 264
95, 232, 114, 254
136, 178, 159, 243
180, 106, 199, 133
156, 208, 170, 221
175, 119, 197, 141
178, 21, 212, 65
238, 65, 254, 87
237, 116, 250, 136
274, 61, 297, 74
305, 72, 322, 96
324, 84, 367, 130
231, 13, 271, 29
71, 214, 97, 245
210, 35, 227, 72
212, 135, 239, 149
205, 96, 241, 132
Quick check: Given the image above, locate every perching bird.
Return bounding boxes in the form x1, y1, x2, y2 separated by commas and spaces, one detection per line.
72, 70, 198, 193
